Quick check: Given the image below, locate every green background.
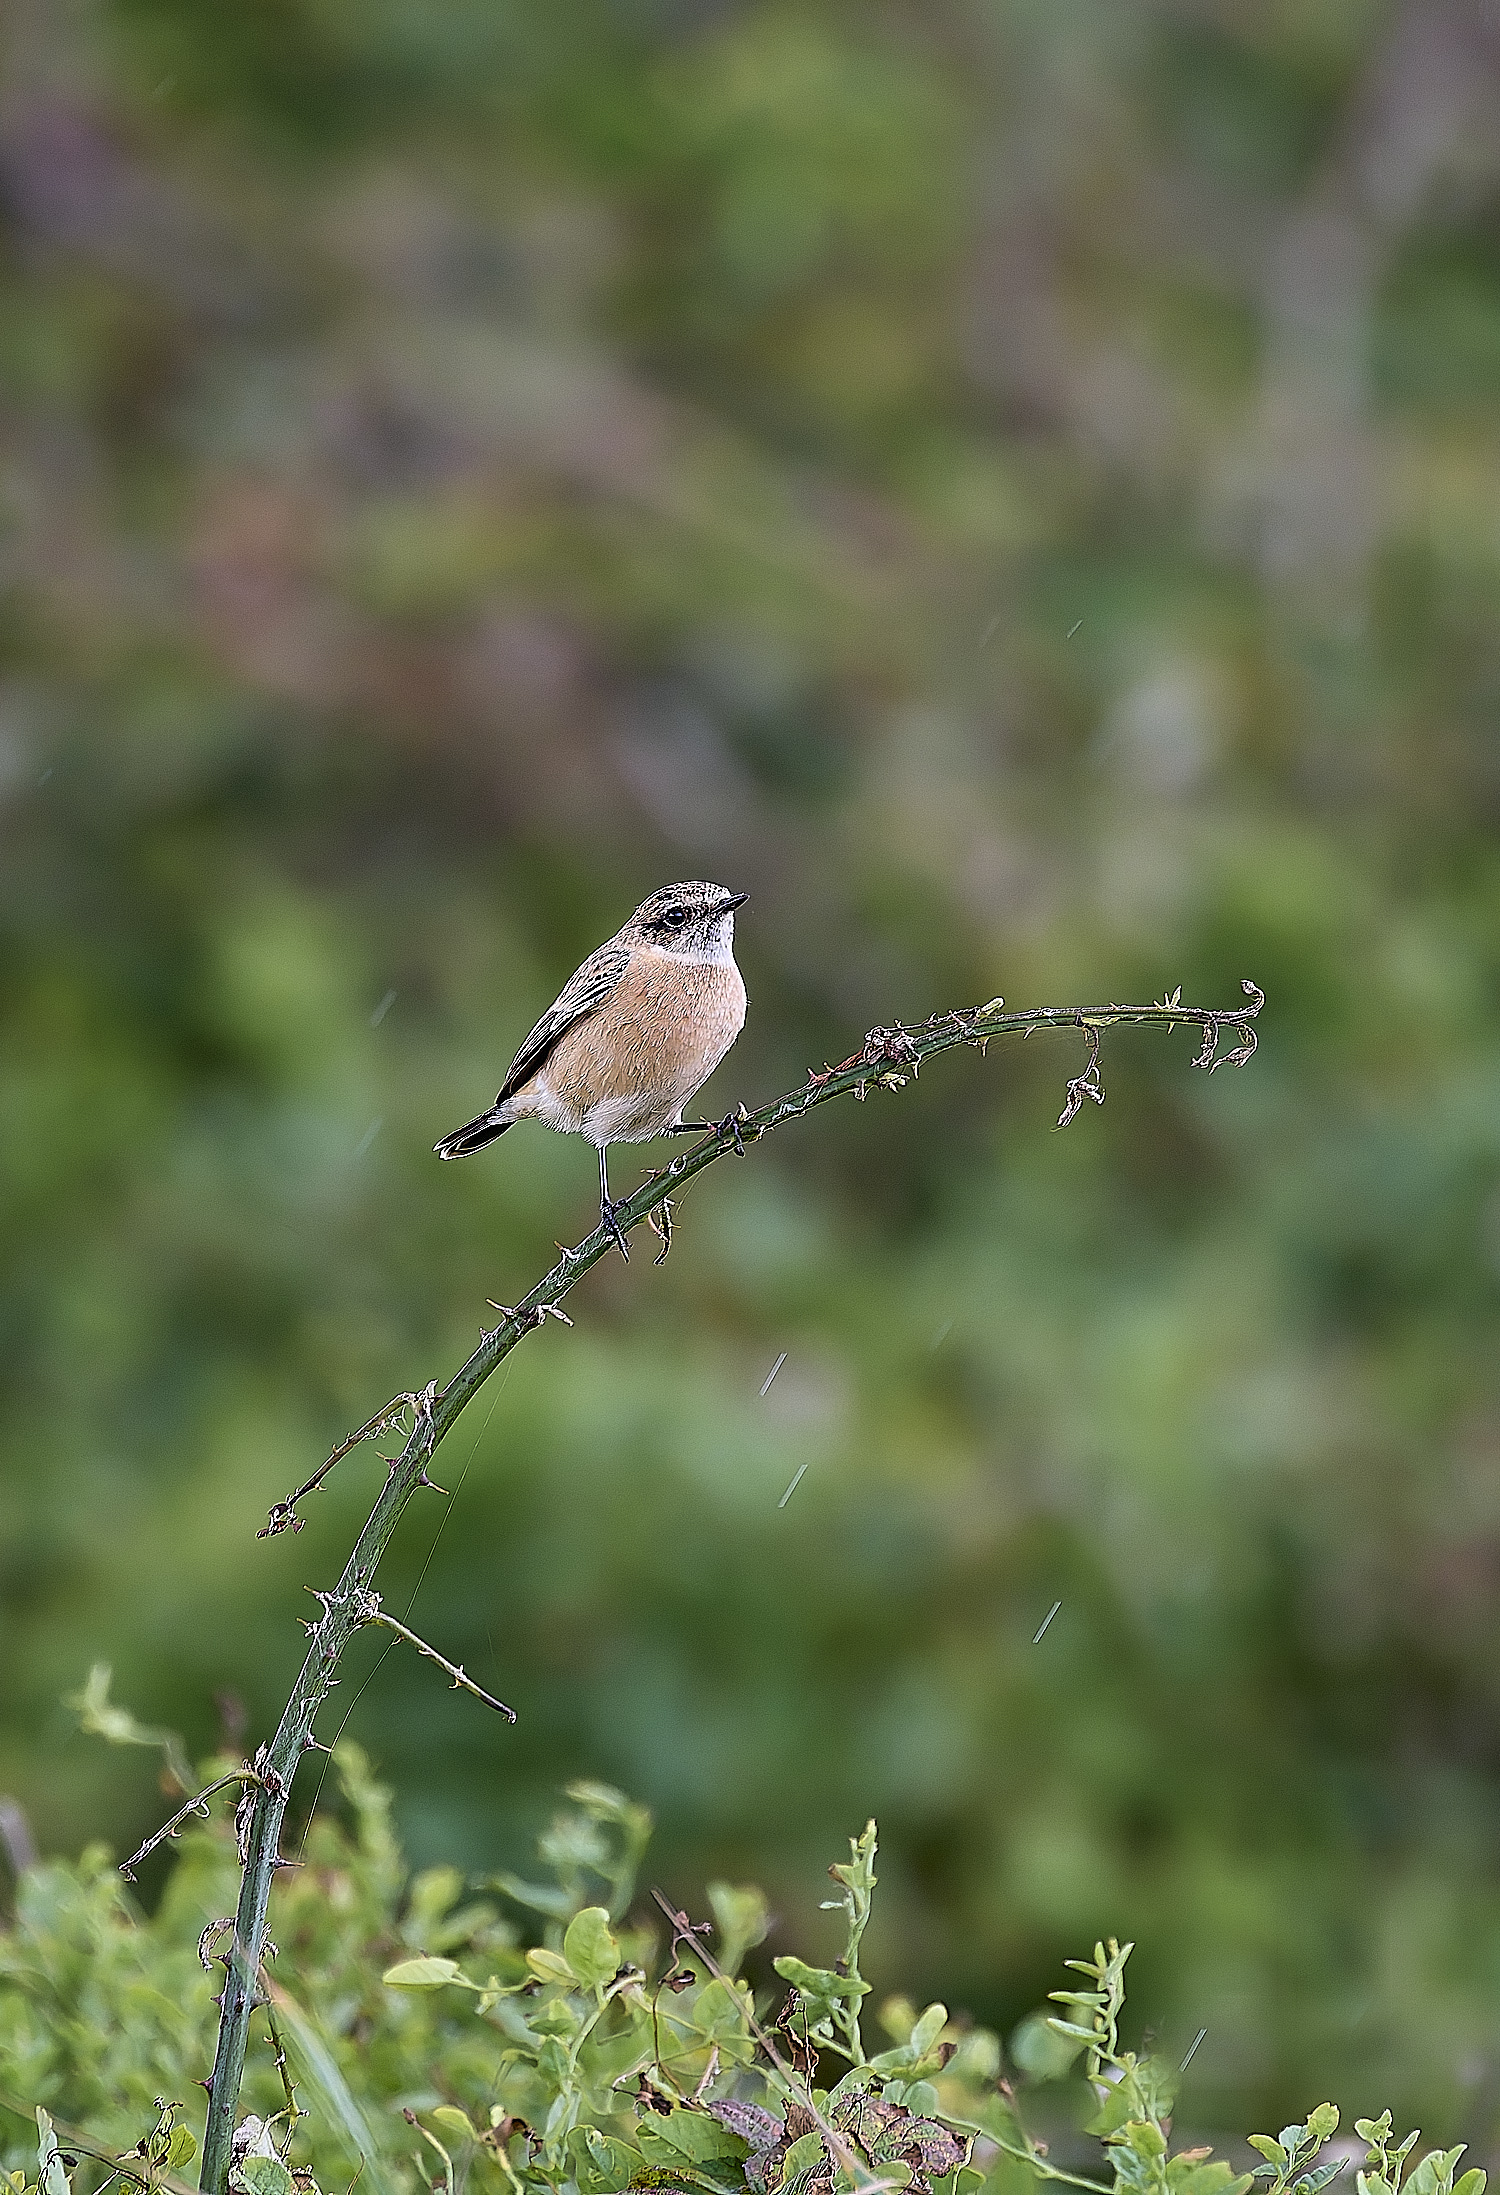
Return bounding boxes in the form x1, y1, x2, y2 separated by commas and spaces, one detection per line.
4, 0, 1500, 2148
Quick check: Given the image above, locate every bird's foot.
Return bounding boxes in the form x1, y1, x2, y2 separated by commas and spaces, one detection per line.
717, 1103, 751, 1156
600, 1197, 631, 1261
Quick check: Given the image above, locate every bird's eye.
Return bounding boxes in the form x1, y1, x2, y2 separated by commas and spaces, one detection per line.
662, 906, 687, 927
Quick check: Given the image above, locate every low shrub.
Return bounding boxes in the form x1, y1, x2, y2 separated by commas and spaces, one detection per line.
0, 1749, 1484, 2195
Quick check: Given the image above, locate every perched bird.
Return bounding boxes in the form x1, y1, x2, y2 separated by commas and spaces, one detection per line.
435, 881, 748, 1255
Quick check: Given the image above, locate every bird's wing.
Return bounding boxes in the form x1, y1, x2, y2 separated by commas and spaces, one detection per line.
497, 943, 631, 1102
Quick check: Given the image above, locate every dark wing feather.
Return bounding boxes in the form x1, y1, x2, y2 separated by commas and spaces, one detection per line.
497, 943, 630, 1101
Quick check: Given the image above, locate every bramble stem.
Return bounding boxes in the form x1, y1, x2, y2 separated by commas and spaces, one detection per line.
197, 983, 1262, 2191
118, 1771, 260, 1883
360, 1597, 517, 1720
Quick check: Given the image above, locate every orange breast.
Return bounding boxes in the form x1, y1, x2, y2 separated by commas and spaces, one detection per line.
525, 950, 745, 1139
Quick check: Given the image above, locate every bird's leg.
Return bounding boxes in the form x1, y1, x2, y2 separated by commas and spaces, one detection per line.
598, 1143, 629, 1261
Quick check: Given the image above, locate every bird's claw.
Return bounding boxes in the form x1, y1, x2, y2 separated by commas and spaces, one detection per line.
601, 1198, 631, 1261
717, 1103, 751, 1156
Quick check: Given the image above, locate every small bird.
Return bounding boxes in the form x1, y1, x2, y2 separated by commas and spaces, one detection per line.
434, 881, 748, 1256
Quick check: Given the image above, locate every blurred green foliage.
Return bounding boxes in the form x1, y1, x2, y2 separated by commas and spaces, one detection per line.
4, 0, 1500, 2154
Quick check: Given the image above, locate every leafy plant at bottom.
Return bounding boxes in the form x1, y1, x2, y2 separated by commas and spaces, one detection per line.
1, 1737, 1492, 2195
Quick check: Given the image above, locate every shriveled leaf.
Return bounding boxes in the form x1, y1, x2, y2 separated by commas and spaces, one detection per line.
711, 2102, 782, 2152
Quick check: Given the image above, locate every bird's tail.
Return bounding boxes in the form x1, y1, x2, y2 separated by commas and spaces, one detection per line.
434, 1108, 513, 1159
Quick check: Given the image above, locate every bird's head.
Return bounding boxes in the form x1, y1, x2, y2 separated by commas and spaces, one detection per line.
624, 881, 747, 961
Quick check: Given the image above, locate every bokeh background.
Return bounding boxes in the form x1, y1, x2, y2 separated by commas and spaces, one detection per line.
5, 0, 1500, 2150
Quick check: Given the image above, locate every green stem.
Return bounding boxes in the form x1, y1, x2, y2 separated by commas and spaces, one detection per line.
988, 2135, 1112, 2194
197, 984, 1262, 2191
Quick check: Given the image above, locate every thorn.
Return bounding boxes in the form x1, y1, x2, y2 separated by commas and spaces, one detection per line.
417, 1472, 450, 1495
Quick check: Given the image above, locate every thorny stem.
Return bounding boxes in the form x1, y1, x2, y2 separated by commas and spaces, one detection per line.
360, 1597, 517, 1721
196, 981, 1262, 2192
258, 1392, 434, 1539
118, 1771, 262, 1883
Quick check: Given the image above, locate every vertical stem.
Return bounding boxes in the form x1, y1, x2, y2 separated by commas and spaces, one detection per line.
199, 1420, 436, 2190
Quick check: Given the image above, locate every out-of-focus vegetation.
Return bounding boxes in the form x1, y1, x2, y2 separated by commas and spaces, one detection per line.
4, 0, 1500, 2149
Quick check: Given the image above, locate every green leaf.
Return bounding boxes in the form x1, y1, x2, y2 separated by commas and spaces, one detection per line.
526, 1947, 577, 1986
529, 1991, 582, 2034
490, 1872, 576, 1919
381, 1955, 467, 1988
563, 1904, 620, 1989
1119, 2122, 1169, 2162
651, 2111, 750, 2165
909, 2001, 948, 2057
949, 2027, 1002, 2082
1250, 2141, 1289, 2168
1408, 2150, 1468, 2195
1308, 2109, 1341, 2144
164, 2127, 198, 2171
237, 2159, 296, 2195
897, 2080, 940, 2115
574, 2130, 644, 2193
774, 1954, 866, 1999
429, 2110, 474, 2142
1453, 2174, 1486, 2195
781, 2132, 826, 2179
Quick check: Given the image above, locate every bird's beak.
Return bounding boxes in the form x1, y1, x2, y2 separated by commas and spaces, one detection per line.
722, 891, 749, 912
